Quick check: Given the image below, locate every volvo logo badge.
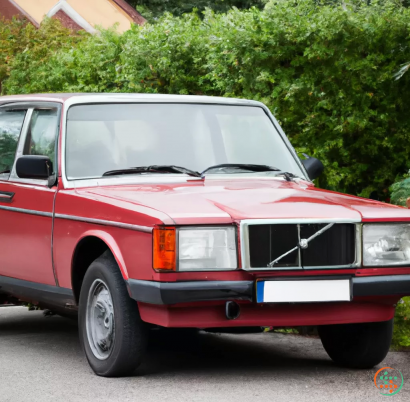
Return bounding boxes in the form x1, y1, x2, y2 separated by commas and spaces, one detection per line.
299, 238, 308, 249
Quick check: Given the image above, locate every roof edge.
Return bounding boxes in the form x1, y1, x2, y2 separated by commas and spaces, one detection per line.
7, 0, 40, 27
47, 2, 96, 33
110, 0, 146, 25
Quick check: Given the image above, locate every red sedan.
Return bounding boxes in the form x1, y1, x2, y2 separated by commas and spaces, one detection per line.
0, 93, 409, 376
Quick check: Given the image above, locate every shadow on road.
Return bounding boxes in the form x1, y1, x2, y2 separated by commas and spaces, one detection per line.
0, 309, 340, 378
142, 328, 336, 377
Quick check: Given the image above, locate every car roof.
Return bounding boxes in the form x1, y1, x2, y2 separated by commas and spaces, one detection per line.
0, 93, 262, 107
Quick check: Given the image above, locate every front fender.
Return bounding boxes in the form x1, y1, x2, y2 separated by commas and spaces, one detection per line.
74, 230, 129, 280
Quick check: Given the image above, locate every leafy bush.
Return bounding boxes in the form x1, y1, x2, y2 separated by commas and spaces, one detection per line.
196, 0, 410, 197
127, 0, 266, 20
0, 18, 83, 92
390, 176, 410, 207
0, 17, 87, 94
4, 1, 410, 197
393, 297, 410, 349
0, 17, 26, 93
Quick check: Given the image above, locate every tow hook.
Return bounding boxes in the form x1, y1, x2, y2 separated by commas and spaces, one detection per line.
225, 301, 240, 320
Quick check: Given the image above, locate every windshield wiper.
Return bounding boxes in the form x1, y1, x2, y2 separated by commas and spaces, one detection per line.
201, 164, 281, 175
201, 163, 297, 181
103, 165, 201, 177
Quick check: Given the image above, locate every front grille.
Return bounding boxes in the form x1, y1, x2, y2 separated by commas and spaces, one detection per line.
248, 223, 356, 269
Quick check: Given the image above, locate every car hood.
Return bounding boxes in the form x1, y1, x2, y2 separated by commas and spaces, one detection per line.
78, 177, 410, 225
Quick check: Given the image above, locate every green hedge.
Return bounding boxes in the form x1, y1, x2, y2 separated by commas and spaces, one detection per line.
1, 0, 410, 348
0, 17, 84, 94
393, 297, 410, 349
130, 0, 267, 20
391, 176, 410, 207
3, 0, 410, 198
390, 177, 410, 349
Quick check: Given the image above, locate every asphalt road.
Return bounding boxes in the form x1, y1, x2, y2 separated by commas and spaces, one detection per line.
0, 307, 408, 402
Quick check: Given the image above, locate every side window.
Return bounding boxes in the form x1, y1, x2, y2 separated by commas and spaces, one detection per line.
0, 109, 27, 178
23, 108, 59, 169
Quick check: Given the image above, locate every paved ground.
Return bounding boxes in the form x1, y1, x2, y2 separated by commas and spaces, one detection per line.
0, 307, 409, 402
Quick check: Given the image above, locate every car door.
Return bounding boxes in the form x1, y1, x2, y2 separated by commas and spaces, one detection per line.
0, 103, 61, 286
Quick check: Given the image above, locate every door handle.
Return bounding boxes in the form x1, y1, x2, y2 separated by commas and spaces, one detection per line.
0, 191, 14, 203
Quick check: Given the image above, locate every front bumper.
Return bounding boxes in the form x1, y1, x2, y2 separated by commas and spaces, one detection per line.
127, 274, 410, 305
127, 279, 254, 305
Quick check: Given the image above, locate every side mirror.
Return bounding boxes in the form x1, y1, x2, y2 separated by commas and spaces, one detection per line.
301, 154, 324, 180
16, 155, 56, 186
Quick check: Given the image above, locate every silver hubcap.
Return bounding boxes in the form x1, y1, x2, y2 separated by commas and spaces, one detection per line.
86, 279, 115, 360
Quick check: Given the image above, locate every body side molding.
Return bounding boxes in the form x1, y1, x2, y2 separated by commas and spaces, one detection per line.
0, 205, 52, 217
0, 275, 76, 310
0, 206, 153, 233
55, 214, 153, 233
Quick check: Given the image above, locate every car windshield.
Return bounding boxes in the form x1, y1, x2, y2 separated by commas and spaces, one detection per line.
65, 103, 305, 180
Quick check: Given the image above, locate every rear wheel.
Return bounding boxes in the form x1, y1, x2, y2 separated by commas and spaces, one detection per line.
318, 319, 393, 369
79, 251, 147, 377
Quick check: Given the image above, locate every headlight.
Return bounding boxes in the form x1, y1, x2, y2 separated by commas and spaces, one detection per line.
178, 227, 237, 271
363, 224, 410, 266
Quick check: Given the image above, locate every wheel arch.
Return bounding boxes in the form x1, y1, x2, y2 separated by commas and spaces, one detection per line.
71, 230, 129, 304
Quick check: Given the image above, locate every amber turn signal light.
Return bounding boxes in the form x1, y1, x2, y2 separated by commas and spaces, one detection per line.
153, 227, 176, 271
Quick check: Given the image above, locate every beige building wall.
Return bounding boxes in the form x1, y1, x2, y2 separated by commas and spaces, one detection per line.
67, 0, 133, 32
12, 0, 136, 33
13, 0, 56, 23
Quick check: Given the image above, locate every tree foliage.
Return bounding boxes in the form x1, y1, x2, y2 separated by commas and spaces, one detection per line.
393, 297, 410, 349
0, 17, 86, 93
2, 0, 410, 199
126, 0, 266, 19
390, 176, 410, 206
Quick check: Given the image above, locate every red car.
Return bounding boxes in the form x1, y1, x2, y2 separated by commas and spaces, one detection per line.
0, 93, 409, 377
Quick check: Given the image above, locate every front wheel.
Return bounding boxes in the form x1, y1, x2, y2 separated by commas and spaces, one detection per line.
78, 251, 147, 377
318, 319, 393, 369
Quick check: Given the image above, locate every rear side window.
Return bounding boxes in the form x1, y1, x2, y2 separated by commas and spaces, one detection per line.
23, 108, 59, 167
0, 109, 26, 177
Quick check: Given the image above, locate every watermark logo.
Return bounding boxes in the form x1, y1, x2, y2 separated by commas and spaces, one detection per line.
374, 367, 404, 396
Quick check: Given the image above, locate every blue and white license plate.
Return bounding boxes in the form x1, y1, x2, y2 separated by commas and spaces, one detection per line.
256, 279, 351, 303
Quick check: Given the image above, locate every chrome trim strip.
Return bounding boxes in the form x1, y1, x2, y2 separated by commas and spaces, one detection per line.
0, 206, 153, 233
54, 214, 153, 233
63, 94, 256, 106
262, 107, 309, 181
8, 177, 50, 186
0, 97, 66, 106
68, 175, 202, 189
51, 191, 59, 287
0, 205, 52, 218
242, 218, 362, 225
297, 224, 301, 267
10, 108, 33, 181
240, 218, 362, 271
9, 103, 62, 187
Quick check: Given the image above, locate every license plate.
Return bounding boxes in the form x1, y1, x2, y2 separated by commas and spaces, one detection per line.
256, 279, 351, 303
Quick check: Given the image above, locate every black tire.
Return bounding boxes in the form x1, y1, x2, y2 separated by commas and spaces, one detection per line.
78, 251, 148, 377
318, 319, 393, 369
